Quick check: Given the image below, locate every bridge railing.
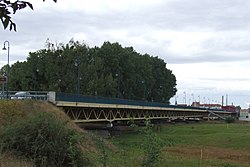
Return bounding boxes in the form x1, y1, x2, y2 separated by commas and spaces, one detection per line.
0, 91, 48, 100
52, 92, 215, 111
47, 92, 235, 122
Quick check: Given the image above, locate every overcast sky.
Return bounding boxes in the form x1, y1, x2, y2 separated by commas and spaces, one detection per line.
1, 0, 250, 108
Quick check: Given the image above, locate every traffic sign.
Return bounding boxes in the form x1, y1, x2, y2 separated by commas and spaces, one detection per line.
0, 76, 7, 83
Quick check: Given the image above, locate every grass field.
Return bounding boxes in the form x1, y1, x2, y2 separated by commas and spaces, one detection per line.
1, 101, 249, 166
105, 122, 250, 167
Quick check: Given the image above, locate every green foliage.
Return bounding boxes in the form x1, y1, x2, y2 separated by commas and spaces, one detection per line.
140, 120, 163, 167
94, 137, 108, 167
221, 163, 237, 167
0, 0, 56, 31
225, 116, 235, 123
128, 118, 139, 130
0, 111, 92, 167
5, 40, 177, 103
128, 120, 165, 167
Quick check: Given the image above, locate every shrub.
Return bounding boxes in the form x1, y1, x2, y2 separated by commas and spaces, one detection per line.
140, 120, 163, 167
221, 163, 237, 167
225, 117, 235, 124
0, 111, 92, 167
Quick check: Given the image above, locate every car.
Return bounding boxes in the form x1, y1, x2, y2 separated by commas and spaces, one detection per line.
11, 91, 32, 100
0, 92, 4, 99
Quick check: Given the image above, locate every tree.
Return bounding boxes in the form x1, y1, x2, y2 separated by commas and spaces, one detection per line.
0, 0, 57, 31
4, 40, 177, 103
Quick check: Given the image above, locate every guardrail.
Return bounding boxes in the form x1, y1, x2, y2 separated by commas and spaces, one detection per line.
0, 91, 48, 100
53, 92, 228, 113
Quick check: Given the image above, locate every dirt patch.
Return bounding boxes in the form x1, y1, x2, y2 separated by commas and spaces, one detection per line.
0, 152, 35, 167
164, 145, 250, 165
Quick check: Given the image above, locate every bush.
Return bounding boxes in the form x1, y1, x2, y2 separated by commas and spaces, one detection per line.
225, 117, 235, 124
0, 111, 92, 167
140, 120, 163, 167
221, 163, 237, 167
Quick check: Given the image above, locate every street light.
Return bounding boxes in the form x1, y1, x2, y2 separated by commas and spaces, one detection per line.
175, 95, 178, 105
141, 80, 146, 100
36, 68, 39, 90
183, 91, 186, 104
191, 93, 194, 103
2, 41, 10, 99
74, 59, 80, 95
115, 73, 120, 98
159, 85, 163, 102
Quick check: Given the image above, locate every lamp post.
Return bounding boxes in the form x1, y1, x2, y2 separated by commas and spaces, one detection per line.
191, 93, 194, 103
175, 95, 178, 105
183, 91, 186, 104
36, 68, 39, 90
115, 73, 120, 98
2, 41, 10, 99
141, 80, 146, 100
74, 59, 80, 95
159, 85, 163, 102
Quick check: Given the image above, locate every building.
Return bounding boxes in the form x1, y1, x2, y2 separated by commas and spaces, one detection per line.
239, 108, 250, 121
191, 102, 221, 109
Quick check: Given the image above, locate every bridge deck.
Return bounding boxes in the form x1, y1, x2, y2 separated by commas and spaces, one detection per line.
48, 92, 232, 123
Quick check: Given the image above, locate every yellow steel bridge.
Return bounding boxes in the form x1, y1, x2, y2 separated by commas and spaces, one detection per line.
48, 92, 234, 123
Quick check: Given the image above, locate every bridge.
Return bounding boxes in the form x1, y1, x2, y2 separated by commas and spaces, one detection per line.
47, 92, 233, 123
0, 91, 234, 123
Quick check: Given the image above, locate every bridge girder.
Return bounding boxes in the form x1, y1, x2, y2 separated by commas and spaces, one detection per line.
62, 106, 207, 123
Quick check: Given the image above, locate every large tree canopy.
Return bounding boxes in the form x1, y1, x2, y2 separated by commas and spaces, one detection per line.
1, 40, 177, 103
0, 0, 56, 31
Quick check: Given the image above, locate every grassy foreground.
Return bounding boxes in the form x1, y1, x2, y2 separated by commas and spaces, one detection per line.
106, 122, 250, 167
0, 100, 110, 167
0, 100, 250, 166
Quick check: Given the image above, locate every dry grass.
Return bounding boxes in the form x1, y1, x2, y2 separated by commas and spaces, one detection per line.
0, 153, 35, 167
0, 100, 82, 131
165, 146, 250, 165
0, 100, 103, 166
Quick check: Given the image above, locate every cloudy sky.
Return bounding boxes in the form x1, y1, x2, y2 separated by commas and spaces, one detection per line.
1, 0, 250, 108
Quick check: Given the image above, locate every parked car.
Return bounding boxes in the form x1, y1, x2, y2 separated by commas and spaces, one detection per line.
0, 92, 4, 99
11, 91, 32, 99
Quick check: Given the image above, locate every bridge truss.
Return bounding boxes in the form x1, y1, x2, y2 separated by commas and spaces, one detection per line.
56, 102, 230, 123
48, 92, 233, 123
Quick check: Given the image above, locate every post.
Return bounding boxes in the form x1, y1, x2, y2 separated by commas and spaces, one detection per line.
115, 73, 119, 98
75, 59, 80, 95
2, 83, 4, 99
191, 93, 194, 103
226, 94, 228, 106
77, 64, 80, 95
175, 95, 178, 105
183, 91, 186, 104
142, 80, 146, 100
2, 41, 10, 99
36, 68, 39, 90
